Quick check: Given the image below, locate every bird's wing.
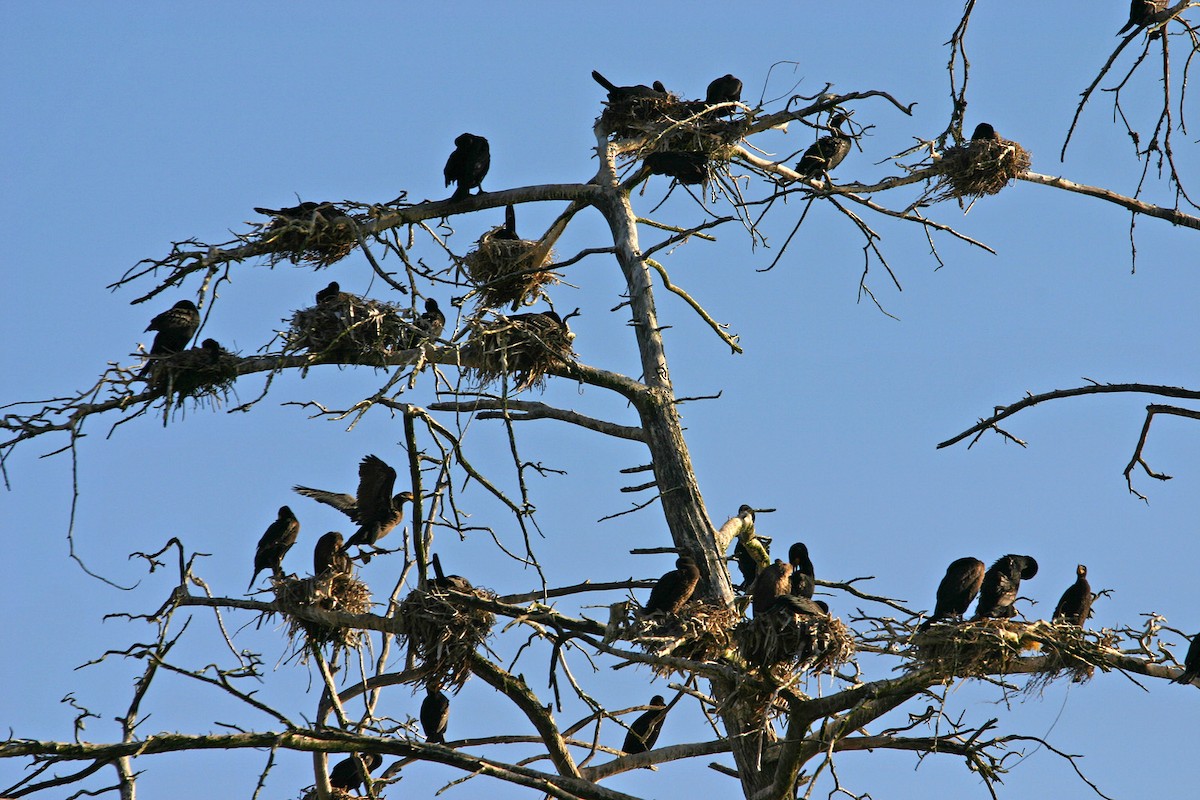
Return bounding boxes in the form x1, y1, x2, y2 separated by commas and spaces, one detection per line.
293, 485, 360, 521
357, 455, 398, 522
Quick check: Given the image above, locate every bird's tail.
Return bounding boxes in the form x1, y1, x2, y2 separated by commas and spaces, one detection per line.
591, 70, 617, 92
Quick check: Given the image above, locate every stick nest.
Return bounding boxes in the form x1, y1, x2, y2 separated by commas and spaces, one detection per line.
258, 207, 361, 268
395, 586, 497, 692
600, 94, 749, 179
628, 601, 740, 677
274, 573, 373, 653
734, 613, 856, 681
932, 137, 1031, 201
462, 315, 575, 391
301, 787, 379, 800
147, 344, 240, 408
910, 619, 1118, 686
463, 232, 559, 310
285, 293, 414, 364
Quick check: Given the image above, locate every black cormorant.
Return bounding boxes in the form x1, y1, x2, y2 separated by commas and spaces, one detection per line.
328, 753, 382, 792
795, 113, 851, 180
313, 531, 351, 577
970, 122, 1000, 141
769, 594, 829, 618
972, 554, 1038, 620
316, 280, 342, 304
431, 552, 473, 593
751, 559, 793, 615
1119, 0, 1169, 34
1052, 564, 1094, 626
417, 298, 446, 342
444, 133, 490, 201
144, 300, 200, 366
705, 74, 743, 106
421, 686, 450, 744
1173, 634, 1200, 685
644, 151, 708, 185
644, 556, 701, 615
254, 201, 344, 221
293, 454, 413, 549
591, 70, 667, 103
248, 506, 300, 591
919, 557, 986, 631
788, 542, 815, 599
622, 695, 667, 754
493, 204, 520, 241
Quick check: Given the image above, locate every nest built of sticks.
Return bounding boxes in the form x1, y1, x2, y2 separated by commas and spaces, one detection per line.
286, 293, 416, 364
629, 601, 740, 677
463, 231, 558, 310
462, 313, 575, 391
146, 343, 240, 407
273, 572, 373, 653
395, 586, 497, 692
932, 136, 1031, 202
257, 205, 361, 268
911, 618, 1117, 686
734, 612, 856, 681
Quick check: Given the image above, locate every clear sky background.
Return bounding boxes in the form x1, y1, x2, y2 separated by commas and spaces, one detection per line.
3, 2, 1200, 798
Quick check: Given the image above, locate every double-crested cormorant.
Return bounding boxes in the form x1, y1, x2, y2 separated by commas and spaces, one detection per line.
313, 531, 351, 577
705, 74, 743, 106
431, 552, 473, 592
254, 201, 345, 221
751, 558, 793, 615
316, 280, 342, 304
788, 542, 815, 599
644, 556, 701, 615
970, 122, 1000, 142
416, 298, 446, 342
328, 752, 383, 792
144, 300, 201, 362
919, 556, 986, 631
199, 338, 224, 362
972, 554, 1038, 620
591, 70, 667, 103
493, 204, 520, 241
622, 695, 668, 754
293, 454, 414, 549
1118, 0, 1169, 34
248, 506, 300, 591
769, 594, 829, 618
1173, 633, 1200, 685
421, 686, 450, 744
1052, 564, 1094, 626
444, 133, 490, 201
795, 113, 851, 180
644, 151, 708, 185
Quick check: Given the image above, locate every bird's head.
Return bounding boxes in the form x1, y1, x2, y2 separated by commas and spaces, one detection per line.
1076, 564, 1088, 579
1019, 556, 1039, 580
788, 542, 809, 565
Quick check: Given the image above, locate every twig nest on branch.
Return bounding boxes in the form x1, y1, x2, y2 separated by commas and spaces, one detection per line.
301, 787, 375, 800
628, 601, 739, 677
734, 608, 855, 680
598, 92, 748, 180
395, 586, 497, 692
146, 340, 240, 408
933, 136, 1031, 201
462, 312, 575, 392
273, 572, 373, 653
256, 204, 361, 268
285, 293, 414, 364
463, 231, 559, 311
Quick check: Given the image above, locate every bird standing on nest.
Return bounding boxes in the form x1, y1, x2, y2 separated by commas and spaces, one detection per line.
919, 556, 986, 631
751, 558, 793, 615
795, 113, 852, 181
315, 280, 345, 305
643, 556, 701, 615
492, 204, 520, 241
705, 73, 742, 107
416, 298, 446, 342
293, 454, 413, 552
421, 686, 451, 744
1052, 564, 1094, 626
444, 133, 490, 201
141, 299, 200, 374
313, 531, 351, 577
788, 542, 815, 599
591, 70, 668, 103
248, 506, 300, 591
970, 122, 1000, 142
972, 554, 1038, 620
328, 753, 382, 792
431, 552, 473, 592
254, 201, 346, 225
622, 695, 668, 754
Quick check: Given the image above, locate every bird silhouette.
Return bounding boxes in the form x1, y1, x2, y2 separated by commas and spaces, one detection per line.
973, 555, 1038, 620
444, 133, 490, 200
313, 531, 351, 577
591, 70, 667, 103
293, 454, 413, 549
919, 557, 986, 631
970, 122, 1000, 141
430, 552, 473, 593
751, 558, 793, 615
1173, 634, 1200, 685
643, 556, 700, 615
421, 687, 450, 744
328, 753, 382, 792
644, 151, 708, 185
1118, 0, 1168, 34
796, 113, 851, 180
788, 542, 815, 599
705, 74, 743, 106
622, 695, 668, 754
248, 506, 300, 591
1052, 564, 1094, 626
142, 300, 200, 374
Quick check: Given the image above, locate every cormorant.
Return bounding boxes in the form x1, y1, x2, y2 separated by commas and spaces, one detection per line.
493, 204, 520, 241
444, 133, 490, 201
316, 281, 342, 304
622, 695, 667, 754
314, 531, 351, 577
1119, 0, 1169, 34
970, 122, 1000, 141
795, 113, 851, 180
972, 554, 1038, 620
751, 558, 793, 615
644, 151, 708, 185
293, 454, 414, 549
431, 552, 473, 592
248, 506, 300, 591
254, 201, 346, 226
199, 338, 224, 362
144, 300, 201, 364
643, 556, 701, 615
919, 557, 986, 631
421, 687, 450, 744
416, 298, 446, 342
591, 70, 667, 103
705, 74, 743, 106
769, 594, 829, 618
1052, 564, 1094, 626
328, 752, 382, 792
788, 542, 815, 599
1173, 633, 1200, 685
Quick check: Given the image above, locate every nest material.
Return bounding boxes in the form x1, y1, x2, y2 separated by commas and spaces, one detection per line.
301, 787, 376, 800
395, 586, 497, 692
628, 601, 740, 677
911, 618, 1117, 685
599, 93, 749, 177
285, 294, 413, 364
274, 572, 373, 653
734, 612, 856, 681
147, 345, 240, 407
933, 137, 1031, 201
258, 207, 360, 268
462, 314, 575, 391
463, 232, 559, 310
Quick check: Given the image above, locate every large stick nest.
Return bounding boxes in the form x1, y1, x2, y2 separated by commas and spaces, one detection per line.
932, 137, 1031, 202
910, 618, 1118, 686
274, 572, 373, 654
626, 601, 740, 677
285, 293, 417, 365
257, 206, 362, 268
463, 231, 559, 311
462, 314, 575, 392
734, 612, 856, 682
599, 93, 749, 180
395, 586, 497, 692
301, 786, 380, 800
146, 342, 240, 408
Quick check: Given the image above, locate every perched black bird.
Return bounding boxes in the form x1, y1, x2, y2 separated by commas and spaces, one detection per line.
1173, 633, 1200, 685
313, 531, 351, 577
769, 594, 829, 618
293, 454, 414, 549
970, 122, 1000, 142
248, 506, 300, 591
972, 554, 1038, 620
444, 133, 490, 201
622, 695, 668, 754
328, 753, 382, 792
705, 74, 743, 106
591, 70, 667, 103
751, 559, 793, 615
644, 556, 701, 615
1118, 0, 1169, 34
421, 687, 450, 744
919, 557, 986, 631
316, 281, 342, 304
1052, 564, 1094, 626
788, 542, 815, 599
199, 338, 224, 361
144, 300, 201, 368
493, 204, 520, 241
254, 201, 346, 225
431, 552, 473, 593
416, 298, 446, 342
644, 151, 708, 185
795, 113, 851, 180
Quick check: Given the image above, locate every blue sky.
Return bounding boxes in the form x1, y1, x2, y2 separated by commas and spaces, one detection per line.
4, 2, 1200, 798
